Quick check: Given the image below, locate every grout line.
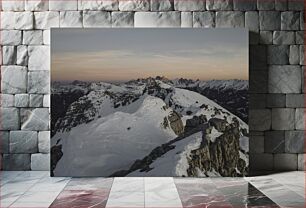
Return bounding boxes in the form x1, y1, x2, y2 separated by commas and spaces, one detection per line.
247, 180, 283, 208
143, 177, 145, 208
1, 171, 24, 186
247, 176, 304, 207
104, 177, 116, 208
5, 172, 48, 207
47, 177, 72, 207
268, 176, 305, 199
172, 177, 184, 208
8, 173, 71, 208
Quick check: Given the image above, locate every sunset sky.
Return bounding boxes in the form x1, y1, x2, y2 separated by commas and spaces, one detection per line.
51, 28, 248, 82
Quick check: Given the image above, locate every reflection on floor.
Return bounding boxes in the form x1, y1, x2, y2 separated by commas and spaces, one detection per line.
175, 178, 280, 208
1, 171, 305, 208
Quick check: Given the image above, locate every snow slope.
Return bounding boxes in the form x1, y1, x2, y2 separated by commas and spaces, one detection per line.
127, 132, 203, 177
53, 95, 177, 176
170, 87, 248, 130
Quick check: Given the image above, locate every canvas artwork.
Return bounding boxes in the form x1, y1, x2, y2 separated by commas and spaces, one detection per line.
51, 28, 249, 177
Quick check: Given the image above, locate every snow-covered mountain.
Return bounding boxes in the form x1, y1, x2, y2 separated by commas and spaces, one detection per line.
167, 77, 248, 123
51, 77, 249, 177
170, 78, 248, 91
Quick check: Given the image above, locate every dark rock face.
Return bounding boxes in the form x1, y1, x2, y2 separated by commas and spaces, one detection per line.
51, 142, 63, 177
208, 118, 228, 132
185, 115, 207, 132
112, 91, 140, 108
168, 111, 184, 136
51, 91, 85, 137
187, 126, 248, 177
197, 88, 248, 123
54, 96, 96, 134
146, 79, 173, 101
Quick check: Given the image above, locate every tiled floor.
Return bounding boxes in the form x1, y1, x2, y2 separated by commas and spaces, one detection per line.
1, 171, 305, 208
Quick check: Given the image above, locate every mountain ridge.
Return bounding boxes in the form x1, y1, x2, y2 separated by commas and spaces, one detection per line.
51, 77, 249, 177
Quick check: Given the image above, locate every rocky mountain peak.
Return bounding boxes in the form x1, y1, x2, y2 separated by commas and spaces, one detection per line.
51, 76, 249, 177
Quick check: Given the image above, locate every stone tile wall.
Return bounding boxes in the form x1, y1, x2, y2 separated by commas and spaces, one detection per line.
0, 0, 304, 172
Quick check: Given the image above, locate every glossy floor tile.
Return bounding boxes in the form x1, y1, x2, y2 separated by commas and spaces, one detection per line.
10, 191, 61, 208
245, 176, 305, 208
50, 190, 109, 208
174, 178, 233, 208
0, 171, 304, 208
64, 178, 114, 190
50, 178, 113, 208
1, 171, 49, 207
111, 177, 144, 192
106, 191, 145, 208
145, 177, 183, 208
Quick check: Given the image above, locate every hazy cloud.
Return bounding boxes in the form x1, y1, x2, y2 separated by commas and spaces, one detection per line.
51, 28, 248, 82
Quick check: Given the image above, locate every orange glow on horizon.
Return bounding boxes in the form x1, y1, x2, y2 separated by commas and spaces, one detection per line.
52, 50, 248, 82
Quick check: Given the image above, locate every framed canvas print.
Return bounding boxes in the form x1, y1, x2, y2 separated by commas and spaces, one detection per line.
51, 28, 249, 177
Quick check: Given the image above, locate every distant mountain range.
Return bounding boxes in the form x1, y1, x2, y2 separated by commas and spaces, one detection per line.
51, 77, 249, 177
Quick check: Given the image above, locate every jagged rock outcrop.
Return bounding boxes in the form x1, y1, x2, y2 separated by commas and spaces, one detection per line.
51, 91, 86, 136
146, 79, 173, 101
169, 79, 248, 122
208, 118, 228, 132
167, 111, 184, 135
185, 115, 207, 132
110, 116, 248, 177
53, 89, 142, 134
188, 87, 248, 123
187, 125, 248, 177
54, 96, 96, 133
113, 92, 140, 108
